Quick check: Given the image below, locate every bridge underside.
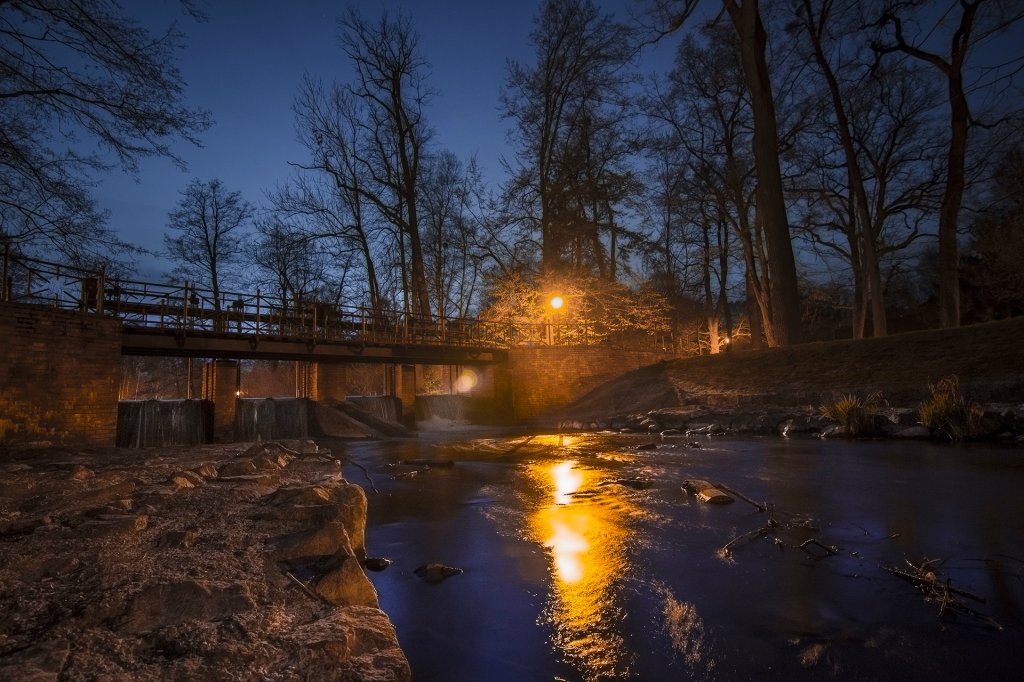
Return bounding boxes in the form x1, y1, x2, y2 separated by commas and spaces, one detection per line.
121, 327, 506, 365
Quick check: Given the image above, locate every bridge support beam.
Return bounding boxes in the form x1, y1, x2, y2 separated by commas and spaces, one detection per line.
202, 360, 238, 441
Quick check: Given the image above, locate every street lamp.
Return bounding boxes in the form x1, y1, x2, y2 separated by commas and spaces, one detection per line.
548, 294, 564, 345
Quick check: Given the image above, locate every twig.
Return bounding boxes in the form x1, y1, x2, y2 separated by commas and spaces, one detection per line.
721, 526, 770, 554
800, 539, 839, 557
345, 457, 380, 494
714, 482, 766, 512
285, 571, 330, 605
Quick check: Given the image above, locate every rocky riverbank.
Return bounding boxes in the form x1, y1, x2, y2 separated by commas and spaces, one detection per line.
0, 440, 410, 681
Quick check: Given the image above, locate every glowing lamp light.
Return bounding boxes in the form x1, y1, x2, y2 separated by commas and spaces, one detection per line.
455, 369, 478, 393
549, 295, 564, 310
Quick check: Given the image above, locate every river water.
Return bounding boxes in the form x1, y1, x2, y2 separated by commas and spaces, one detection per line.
336, 432, 1024, 681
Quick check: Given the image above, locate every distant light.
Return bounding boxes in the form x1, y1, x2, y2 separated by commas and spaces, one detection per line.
550, 295, 564, 310
235, 390, 241, 397
455, 369, 478, 393
723, 337, 731, 344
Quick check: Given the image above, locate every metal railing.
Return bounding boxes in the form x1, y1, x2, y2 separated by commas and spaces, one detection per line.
1, 249, 676, 352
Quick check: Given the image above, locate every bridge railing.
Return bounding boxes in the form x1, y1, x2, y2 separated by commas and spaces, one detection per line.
2, 250, 676, 351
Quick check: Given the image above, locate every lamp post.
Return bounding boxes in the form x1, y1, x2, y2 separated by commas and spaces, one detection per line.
548, 295, 564, 345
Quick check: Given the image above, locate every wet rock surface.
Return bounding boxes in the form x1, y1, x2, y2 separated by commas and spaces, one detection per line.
0, 441, 410, 681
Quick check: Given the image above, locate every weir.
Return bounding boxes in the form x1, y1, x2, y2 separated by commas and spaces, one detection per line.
234, 397, 311, 442
116, 400, 212, 448
415, 394, 469, 427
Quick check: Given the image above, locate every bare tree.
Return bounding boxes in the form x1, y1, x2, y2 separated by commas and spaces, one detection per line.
646, 0, 803, 344
502, 0, 636, 277
339, 8, 433, 318
0, 0, 211, 264
873, 0, 1024, 328
284, 76, 386, 316
164, 179, 253, 317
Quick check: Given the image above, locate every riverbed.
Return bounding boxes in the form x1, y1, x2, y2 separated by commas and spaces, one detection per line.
339, 432, 1024, 681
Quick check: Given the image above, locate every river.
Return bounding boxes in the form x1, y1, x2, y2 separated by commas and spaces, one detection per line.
336, 431, 1024, 681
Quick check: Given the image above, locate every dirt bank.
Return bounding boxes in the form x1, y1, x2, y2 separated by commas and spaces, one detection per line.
560, 317, 1024, 439
0, 440, 410, 681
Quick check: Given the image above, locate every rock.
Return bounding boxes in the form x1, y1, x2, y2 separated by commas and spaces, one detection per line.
364, 557, 392, 572
193, 463, 218, 479
216, 473, 281, 487
168, 470, 204, 488
121, 580, 255, 633
284, 607, 410, 681
270, 521, 356, 566
313, 554, 380, 607
0, 515, 46, 536
682, 480, 734, 504
79, 513, 148, 538
413, 562, 463, 584
895, 425, 932, 439
218, 459, 257, 478
71, 480, 137, 508
0, 638, 70, 682
253, 454, 289, 471
157, 528, 202, 548
69, 465, 94, 481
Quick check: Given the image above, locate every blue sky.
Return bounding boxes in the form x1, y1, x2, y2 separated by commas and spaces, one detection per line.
96, 0, 673, 278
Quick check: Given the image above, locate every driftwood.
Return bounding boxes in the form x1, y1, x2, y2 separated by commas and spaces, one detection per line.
714, 482, 766, 512
887, 558, 1002, 631
682, 479, 734, 504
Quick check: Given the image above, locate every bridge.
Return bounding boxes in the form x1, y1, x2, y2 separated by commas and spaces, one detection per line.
0, 251, 671, 364
1, 250, 679, 446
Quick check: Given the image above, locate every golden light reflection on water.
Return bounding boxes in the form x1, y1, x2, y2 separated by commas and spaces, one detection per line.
528, 458, 635, 679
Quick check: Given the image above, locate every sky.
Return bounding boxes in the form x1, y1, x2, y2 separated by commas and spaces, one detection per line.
96, 0, 676, 279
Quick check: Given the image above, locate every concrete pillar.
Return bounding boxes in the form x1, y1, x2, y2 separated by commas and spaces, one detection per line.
312, 363, 348, 402
203, 359, 238, 441
398, 364, 417, 425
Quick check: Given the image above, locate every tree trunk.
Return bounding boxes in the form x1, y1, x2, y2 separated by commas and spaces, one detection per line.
725, 0, 802, 345
801, 0, 887, 337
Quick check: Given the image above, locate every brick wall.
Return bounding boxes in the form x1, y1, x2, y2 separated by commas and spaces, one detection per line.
0, 302, 122, 446
498, 347, 678, 423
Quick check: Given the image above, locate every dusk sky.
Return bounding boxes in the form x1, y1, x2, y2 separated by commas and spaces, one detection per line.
97, 0, 675, 279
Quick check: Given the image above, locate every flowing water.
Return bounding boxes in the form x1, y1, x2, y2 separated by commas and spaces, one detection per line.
338, 432, 1024, 681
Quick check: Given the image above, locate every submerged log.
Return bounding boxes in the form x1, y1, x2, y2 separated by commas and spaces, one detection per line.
682, 479, 734, 504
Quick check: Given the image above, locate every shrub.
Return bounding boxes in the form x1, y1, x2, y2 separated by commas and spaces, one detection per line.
820, 392, 883, 437
918, 375, 984, 441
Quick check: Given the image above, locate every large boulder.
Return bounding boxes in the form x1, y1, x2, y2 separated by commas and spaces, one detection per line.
284, 607, 411, 682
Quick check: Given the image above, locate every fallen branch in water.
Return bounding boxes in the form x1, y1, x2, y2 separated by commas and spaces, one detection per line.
344, 458, 380, 494
720, 504, 781, 555
714, 482, 766, 512
799, 539, 839, 557
886, 558, 1002, 631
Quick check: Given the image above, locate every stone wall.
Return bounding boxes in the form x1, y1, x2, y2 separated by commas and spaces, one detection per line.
0, 302, 122, 446
498, 347, 678, 423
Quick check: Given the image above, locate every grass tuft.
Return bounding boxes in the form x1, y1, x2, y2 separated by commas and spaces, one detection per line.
918, 376, 984, 442
820, 392, 884, 436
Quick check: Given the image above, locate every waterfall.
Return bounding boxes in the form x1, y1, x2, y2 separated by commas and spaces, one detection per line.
415, 394, 470, 429
234, 398, 310, 441
347, 396, 401, 424
116, 400, 212, 447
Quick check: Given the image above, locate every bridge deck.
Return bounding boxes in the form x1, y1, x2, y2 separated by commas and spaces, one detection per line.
121, 326, 506, 365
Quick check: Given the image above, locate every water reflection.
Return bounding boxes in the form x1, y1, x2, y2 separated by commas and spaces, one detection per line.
528, 458, 635, 679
